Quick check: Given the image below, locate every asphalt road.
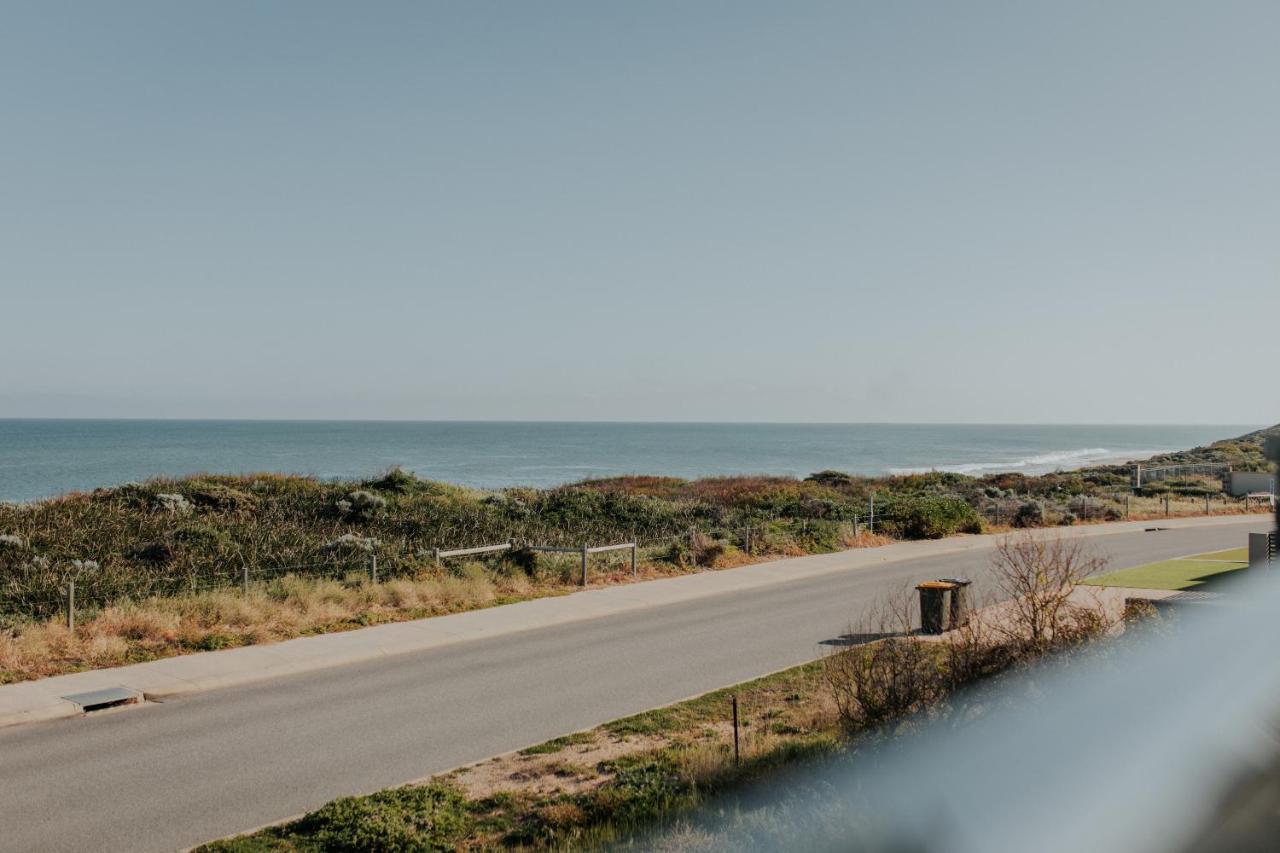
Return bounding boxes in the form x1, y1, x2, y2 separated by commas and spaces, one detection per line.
0, 519, 1268, 852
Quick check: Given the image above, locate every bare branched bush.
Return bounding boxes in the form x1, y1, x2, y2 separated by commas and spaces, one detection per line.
989, 532, 1108, 652
939, 613, 1016, 694
823, 590, 942, 729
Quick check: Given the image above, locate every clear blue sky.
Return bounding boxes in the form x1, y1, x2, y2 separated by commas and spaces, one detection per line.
1, 2, 1276, 424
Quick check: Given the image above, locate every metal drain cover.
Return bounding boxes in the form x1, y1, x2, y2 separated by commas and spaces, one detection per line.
62, 687, 142, 712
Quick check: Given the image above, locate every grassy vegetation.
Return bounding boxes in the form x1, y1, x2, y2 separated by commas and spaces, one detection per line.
198, 661, 845, 851
1084, 549, 1250, 591
1, 424, 1272, 683
1141, 424, 1279, 473
199, 563, 1115, 853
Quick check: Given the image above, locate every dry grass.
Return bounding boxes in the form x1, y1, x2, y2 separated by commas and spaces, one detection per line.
0, 537, 857, 684
0, 570, 540, 683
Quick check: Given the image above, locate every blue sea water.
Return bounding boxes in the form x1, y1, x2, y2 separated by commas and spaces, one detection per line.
0, 420, 1258, 503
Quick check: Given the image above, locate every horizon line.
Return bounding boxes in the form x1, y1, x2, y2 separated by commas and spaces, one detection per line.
0, 417, 1265, 428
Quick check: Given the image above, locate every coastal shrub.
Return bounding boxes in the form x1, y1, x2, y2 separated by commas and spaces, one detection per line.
172, 523, 234, 552
581, 756, 691, 827
337, 490, 387, 520
325, 533, 379, 553
364, 466, 427, 496
806, 470, 853, 488
186, 483, 258, 513
1013, 500, 1046, 528
877, 495, 983, 539
287, 783, 472, 852
504, 546, 540, 576
153, 493, 192, 514
664, 538, 693, 568
789, 519, 847, 552
689, 532, 725, 567
131, 539, 176, 566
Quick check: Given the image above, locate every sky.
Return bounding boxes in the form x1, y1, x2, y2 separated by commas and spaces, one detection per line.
0, 1, 1276, 424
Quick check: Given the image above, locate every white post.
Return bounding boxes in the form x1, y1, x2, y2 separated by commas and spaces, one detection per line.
371, 552, 378, 584
67, 580, 75, 633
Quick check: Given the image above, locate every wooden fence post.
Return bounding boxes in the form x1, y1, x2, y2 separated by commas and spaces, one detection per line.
67, 580, 75, 633
732, 694, 741, 767
631, 543, 637, 577
581, 545, 589, 586
371, 551, 378, 584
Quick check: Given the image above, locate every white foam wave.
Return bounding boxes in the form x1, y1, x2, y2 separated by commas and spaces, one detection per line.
888, 447, 1173, 477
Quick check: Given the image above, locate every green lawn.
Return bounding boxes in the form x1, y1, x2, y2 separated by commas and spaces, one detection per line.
1084, 549, 1248, 591
1190, 547, 1248, 562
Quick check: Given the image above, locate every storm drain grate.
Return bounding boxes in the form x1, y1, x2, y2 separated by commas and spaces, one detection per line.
61, 687, 142, 713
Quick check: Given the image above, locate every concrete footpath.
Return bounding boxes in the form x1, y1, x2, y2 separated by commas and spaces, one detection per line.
0, 514, 1262, 730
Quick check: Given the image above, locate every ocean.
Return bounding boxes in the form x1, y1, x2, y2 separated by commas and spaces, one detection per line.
0, 420, 1257, 504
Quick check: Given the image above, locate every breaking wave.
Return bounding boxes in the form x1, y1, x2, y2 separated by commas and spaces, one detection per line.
888, 447, 1171, 477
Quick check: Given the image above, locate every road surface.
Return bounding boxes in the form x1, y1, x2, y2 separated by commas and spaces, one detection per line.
0, 519, 1268, 852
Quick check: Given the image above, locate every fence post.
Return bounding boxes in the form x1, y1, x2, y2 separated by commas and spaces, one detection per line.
854, 514, 860, 537
432, 547, 441, 569
371, 551, 378, 584
1126, 494, 1131, 519
869, 495, 876, 532
631, 543, 637, 577
67, 580, 75, 633
732, 694, 741, 767
1205, 493, 1210, 515
1165, 495, 1171, 517
242, 563, 249, 595
581, 545, 589, 586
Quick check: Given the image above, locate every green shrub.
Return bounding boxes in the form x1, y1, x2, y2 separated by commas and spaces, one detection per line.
878, 495, 984, 539
364, 467, 428, 495
805, 470, 853, 488
581, 756, 691, 827
288, 784, 472, 852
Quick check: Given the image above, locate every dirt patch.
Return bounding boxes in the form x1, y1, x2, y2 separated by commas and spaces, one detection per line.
447, 731, 668, 799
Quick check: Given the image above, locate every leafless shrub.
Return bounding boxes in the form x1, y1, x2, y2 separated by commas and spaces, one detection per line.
823, 590, 942, 729
989, 532, 1109, 652
939, 612, 1016, 694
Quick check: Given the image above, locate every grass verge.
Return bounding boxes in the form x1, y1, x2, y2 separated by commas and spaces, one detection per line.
198, 660, 841, 851
1084, 549, 1250, 591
